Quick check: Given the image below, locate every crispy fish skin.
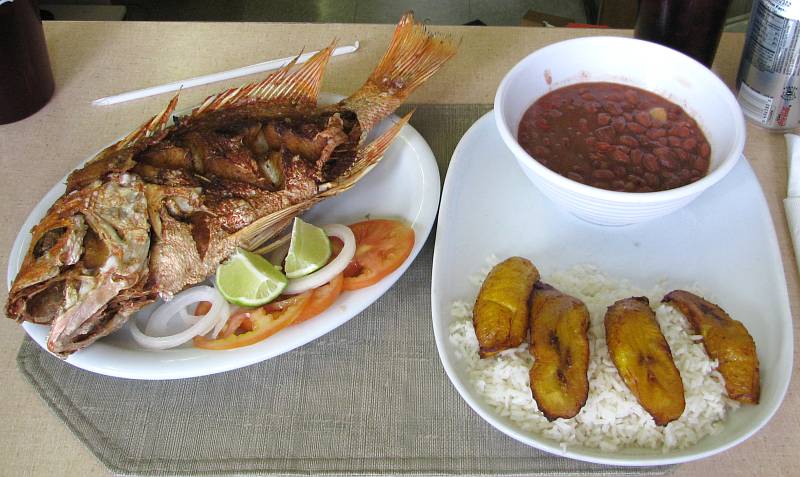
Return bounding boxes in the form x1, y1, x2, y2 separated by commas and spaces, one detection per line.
663, 290, 760, 404
605, 297, 685, 426
472, 257, 539, 358
529, 283, 590, 420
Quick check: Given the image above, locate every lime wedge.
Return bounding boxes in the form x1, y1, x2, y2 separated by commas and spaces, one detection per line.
284, 217, 331, 279
216, 249, 288, 307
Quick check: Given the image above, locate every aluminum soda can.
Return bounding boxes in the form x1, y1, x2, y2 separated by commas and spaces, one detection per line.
736, 0, 800, 131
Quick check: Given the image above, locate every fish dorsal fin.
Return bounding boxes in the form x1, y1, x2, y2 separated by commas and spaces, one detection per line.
111, 94, 180, 152
234, 112, 412, 251
340, 12, 457, 132
188, 42, 337, 118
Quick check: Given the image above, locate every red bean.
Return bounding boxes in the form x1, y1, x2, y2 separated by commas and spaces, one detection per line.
659, 157, 677, 170
619, 135, 639, 148
646, 128, 666, 139
567, 172, 584, 182
593, 169, 615, 180
635, 111, 652, 127
595, 126, 615, 142
612, 117, 626, 133
643, 154, 659, 172
681, 138, 697, 151
627, 122, 646, 134
603, 102, 622, 115
597, 113, 611, 126
644, 172, 660, 187
668, 136, 683, 147
611, 149, 630, 163
596, 142, 613, 152
631, 149, 643, 167
693, 156, 709, 172
699, 142, 710, 158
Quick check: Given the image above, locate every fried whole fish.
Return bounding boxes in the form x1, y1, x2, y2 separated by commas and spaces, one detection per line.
472, 257, 539, 358
6, 13, 457, 356
529, 283, 590, 421
605, 297, 685, 426
663, 290, 760, 404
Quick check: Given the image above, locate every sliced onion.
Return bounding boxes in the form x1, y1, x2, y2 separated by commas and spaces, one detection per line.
210, 302, 235, 338
129, 286, 227, 349
284, 223, 355, 295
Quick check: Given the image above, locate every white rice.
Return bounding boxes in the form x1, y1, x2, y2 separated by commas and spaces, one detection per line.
448, 256, 739, 452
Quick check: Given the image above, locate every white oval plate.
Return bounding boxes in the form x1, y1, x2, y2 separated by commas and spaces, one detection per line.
431, 112, 793, 466
8, 97, 439, 380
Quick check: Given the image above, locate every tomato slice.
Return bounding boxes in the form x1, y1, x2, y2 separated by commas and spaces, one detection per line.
193, 292, 311, 350
296, 272, 343, 323
342, 219, 415, 291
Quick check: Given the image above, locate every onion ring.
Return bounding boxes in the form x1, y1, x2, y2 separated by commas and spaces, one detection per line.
283, 224, 355, 295
130, 286, 227, 349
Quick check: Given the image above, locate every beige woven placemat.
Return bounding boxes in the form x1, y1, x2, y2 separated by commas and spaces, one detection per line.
16, 105, 673, 476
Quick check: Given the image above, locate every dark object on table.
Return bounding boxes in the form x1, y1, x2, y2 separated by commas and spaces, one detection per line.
634, 0, 732, 67
0, 0, 54, 124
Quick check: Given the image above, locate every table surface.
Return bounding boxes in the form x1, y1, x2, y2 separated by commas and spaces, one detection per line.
0, 21, 795, 477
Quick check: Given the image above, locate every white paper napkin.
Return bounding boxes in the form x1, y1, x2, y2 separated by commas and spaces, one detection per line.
783, 133, 800, 274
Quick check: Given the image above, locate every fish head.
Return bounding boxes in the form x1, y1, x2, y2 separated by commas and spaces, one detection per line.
7, 174, 151, 356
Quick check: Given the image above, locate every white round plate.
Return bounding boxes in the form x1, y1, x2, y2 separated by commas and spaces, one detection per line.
431, 112, 793, 466
8, 96, 440, 380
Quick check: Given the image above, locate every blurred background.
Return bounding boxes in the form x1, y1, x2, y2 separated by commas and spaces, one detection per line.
38, 0, 753, 31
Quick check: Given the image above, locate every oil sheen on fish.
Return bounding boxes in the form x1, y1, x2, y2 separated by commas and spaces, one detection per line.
6, 13, 457, 357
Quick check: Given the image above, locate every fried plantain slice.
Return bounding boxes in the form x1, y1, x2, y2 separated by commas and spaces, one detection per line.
605, 297, 685, 425
472, 257, 539, 358
663, 290, 760, 404
529, 283, 590, 420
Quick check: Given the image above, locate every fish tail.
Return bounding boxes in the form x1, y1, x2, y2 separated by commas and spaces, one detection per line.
341, 12, 457, 132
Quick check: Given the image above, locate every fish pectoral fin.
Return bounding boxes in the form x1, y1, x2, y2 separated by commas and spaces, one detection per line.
189, 212, 213, 260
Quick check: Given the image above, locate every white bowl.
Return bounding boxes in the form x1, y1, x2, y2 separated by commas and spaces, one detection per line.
494, 36, 746, 226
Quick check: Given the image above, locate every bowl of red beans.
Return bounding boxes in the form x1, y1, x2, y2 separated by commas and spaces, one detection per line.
494, 36, 746, 226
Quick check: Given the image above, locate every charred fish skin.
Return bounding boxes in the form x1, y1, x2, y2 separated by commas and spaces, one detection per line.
6, 13, 457, 356
529, 283, 590, 421
604, 297, 685, 426
472, 257, 539, 358
663, 290, 760, 404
